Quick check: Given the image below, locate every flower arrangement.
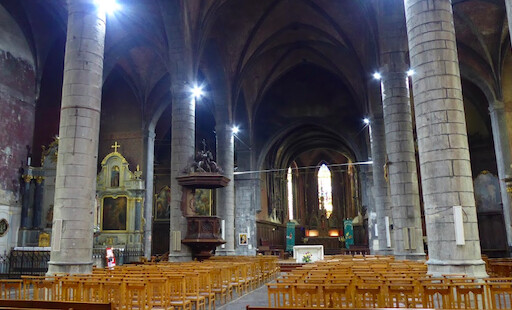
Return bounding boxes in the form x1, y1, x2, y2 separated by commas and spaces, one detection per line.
302, 252, 313, 263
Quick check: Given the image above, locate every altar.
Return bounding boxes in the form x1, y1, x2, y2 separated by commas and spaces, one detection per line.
94, 142, 144, 258
293, 245, 324, 263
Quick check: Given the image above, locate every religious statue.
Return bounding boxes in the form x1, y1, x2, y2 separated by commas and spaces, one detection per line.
184, 139, 223, 174
111, 166, 120, 187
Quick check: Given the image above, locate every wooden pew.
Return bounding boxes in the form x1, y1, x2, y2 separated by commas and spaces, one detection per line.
0, 300, 112, 310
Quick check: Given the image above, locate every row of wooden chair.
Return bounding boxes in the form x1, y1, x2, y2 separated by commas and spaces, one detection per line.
0, 256, 279, 310
268, 257, 512, 309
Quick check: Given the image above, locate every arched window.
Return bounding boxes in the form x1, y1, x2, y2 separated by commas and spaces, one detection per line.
287, 167, 293, 220
318, 164, 333, 218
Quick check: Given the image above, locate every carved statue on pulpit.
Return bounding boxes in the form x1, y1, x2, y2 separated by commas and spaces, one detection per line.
185, 150, 223, 174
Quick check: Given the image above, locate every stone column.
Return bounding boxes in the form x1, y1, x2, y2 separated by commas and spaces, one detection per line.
33, 176, 44, 229
506, 0, 512, 44
378, 0, 425, 260
369, 114, 393, 255
404, 0, 486, 277
143, 130, 155, 259
489, 101, 512, 249
360, 166, 377, 252
48, 0, 106, 274
369, 83, 393, 254
216, 124, 235, 255
20, 175, 32, 228
135, 197, 142, 232
169, 90, 194, 261
381, 70, 425, 260
234, 174, 258, 255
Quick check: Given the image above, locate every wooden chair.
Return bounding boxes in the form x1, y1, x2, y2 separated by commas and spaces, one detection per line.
453, 282, 486, 309
0, 280, 23, 300
322, 283, 351, 308
421, 283, 454, 309
485, 278, 512, 309
147, 277, 169, 309
197, 270, 216, 310
210, 268, 229, 304
292, 283, 322, 308
354, 282, 383, 308
100, 280, 125, 310
61, 279, 82, 301
266, 283, 292, 307
82, 280, 103, 303
168, 275, 192, 310
124, 280, 147, 310
30, 278, 59, 301
386, 283, 418, 308
184, 273, 206, 310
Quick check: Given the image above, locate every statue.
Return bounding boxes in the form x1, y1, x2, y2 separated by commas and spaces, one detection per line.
185, 150, 223, 174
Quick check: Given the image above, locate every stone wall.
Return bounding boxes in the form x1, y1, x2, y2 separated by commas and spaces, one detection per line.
0, 6, 36, 253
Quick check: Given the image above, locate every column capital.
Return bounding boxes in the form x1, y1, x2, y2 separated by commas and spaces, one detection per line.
145, 130, 156, 140
215, 123, 234, 132
489, 100, 505, 114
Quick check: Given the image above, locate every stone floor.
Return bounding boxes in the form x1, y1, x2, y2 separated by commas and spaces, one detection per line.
217, 282, 270, 310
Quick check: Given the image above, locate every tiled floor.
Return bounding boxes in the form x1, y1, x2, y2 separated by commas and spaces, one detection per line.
217, 282, 270, 310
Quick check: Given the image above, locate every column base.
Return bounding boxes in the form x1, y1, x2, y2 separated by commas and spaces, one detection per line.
47, 261, 92, 275
426, 258, 488, 278
394, 252, 426, 261
374, 249, 394, 256
168, 253, 192, 262
215, 249, 236, 256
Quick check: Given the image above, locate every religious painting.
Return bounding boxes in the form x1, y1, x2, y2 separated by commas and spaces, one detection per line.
102, 196, 127, 230
474, 171, 502, 211
155, 186, 171, 220
194, 189, 211, 216
239, 233, 248, 245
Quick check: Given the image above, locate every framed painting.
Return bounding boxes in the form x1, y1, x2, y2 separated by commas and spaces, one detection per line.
194, 189, 211, 216
154, 186, 171, 220
239, 233, 248, 245
102, 196, 127, 230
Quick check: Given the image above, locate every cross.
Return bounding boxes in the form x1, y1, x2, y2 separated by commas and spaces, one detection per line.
111, 141, 121, 153
134, 164, 142, 179
201, 139, 207, 152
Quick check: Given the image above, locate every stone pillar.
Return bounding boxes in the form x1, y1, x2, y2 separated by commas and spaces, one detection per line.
20, 175, 32, 228
369, 114, 393, 255
234, 175, 258, 255
369, 83, 393, 254
489, 101, 512, 249
360, 166, 377, 253
143, 130, 155, 259
404, 0, 486, 276
378, 0, 425, 260
169, 90, 194, 261
216, 124, 236, 255
32, 176, 44, 229
506, 0, 512, 44
381, 70, 425, 260
135, 197, 142, 231
48, 0, 106, 274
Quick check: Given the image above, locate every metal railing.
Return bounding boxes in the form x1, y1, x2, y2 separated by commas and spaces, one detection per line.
92, 246, 144, 267
0, 250, 50, 278
0, 246, 144, 278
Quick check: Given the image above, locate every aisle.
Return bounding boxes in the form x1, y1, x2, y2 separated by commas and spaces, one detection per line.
217, 282, 271, 310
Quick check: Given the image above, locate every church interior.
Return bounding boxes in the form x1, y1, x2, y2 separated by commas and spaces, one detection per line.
1, 0, 512, 307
